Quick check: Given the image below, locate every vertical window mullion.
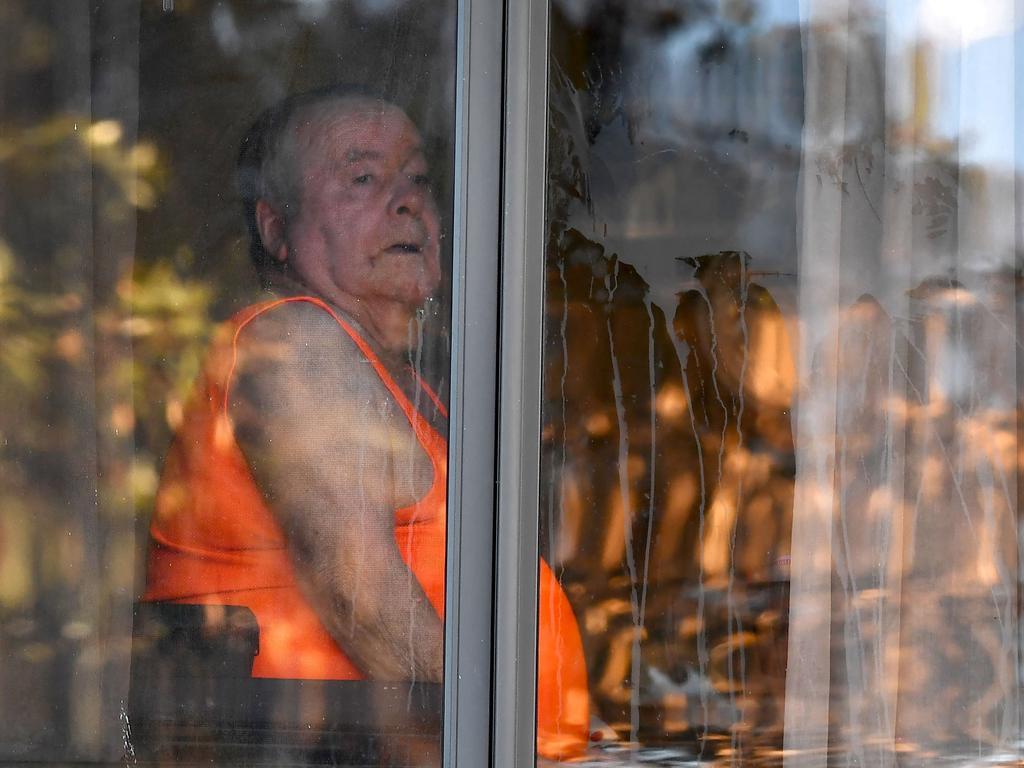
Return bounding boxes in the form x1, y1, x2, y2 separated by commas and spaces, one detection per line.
493, 0, 550, 764
443, 0, 505, 764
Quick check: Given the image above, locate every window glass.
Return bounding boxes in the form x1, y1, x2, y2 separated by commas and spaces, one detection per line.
538, 0, 1022, 764
0, 2, 457, 764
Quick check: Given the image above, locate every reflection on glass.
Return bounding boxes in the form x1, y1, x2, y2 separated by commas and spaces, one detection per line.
136, 88, 452, 766
1, 2, 463, 765
539, 0, 1022, 764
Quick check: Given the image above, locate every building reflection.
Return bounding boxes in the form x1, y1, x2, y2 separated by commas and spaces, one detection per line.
541, 236, 796, 757
540, 232, 1023, 763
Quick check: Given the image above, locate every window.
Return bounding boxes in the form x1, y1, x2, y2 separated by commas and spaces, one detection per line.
0, 1, 465, 764
528, 0, 1024, 765
2, 1, 1022, 766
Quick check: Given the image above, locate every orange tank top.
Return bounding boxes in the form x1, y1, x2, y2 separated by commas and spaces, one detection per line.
142, 296, 589, 758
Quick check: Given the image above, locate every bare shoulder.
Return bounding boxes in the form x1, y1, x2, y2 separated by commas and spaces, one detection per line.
235, 300, 371, 377
226, 301, 396, 508
227, 298, 432, 515
230, 299, 397, 410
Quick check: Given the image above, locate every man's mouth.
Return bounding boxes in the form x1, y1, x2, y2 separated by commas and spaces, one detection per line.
386, 242, 423, 254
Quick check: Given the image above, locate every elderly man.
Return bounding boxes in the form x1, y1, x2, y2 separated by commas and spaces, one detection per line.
141, 87, 589, 760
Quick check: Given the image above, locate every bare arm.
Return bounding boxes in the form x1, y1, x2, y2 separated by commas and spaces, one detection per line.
229, 304, 443, 681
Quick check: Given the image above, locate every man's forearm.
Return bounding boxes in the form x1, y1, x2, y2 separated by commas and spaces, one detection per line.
353, 590, 444, 682
296, 556, 444, 682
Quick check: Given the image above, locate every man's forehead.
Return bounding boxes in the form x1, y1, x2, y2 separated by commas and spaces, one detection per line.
343, 146, 423, 163
296, 99, 423, 158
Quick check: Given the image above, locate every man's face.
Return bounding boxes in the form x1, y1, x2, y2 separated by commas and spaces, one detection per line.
283, 100, 442, 309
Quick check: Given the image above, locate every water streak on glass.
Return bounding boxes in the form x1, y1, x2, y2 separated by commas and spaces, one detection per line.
538, 0, 1023, 765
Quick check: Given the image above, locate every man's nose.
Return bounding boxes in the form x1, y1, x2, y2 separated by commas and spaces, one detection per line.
392, 177, 426, 217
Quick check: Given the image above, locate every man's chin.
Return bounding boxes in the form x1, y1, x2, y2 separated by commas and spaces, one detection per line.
360, 267, 441, 310
394, 281, 442, 309
369, 292, 434, 318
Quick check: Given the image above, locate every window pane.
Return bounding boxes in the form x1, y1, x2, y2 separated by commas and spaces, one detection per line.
1, 2, 457, 764
537, 0, 1022, 764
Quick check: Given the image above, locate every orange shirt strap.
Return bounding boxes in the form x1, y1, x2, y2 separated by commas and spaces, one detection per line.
410, 370, 448, 418
222, 295, 443, 427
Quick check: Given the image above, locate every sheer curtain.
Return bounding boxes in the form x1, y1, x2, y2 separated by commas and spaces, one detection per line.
785, 0, 1020, 763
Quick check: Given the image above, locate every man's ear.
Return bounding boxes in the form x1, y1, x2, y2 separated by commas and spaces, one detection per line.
255, 200, 289, 264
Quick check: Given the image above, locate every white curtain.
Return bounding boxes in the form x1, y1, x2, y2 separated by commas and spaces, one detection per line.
785, 0, 1020, 764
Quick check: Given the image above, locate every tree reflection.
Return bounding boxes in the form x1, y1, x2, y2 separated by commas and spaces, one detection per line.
0, 0, 455, 761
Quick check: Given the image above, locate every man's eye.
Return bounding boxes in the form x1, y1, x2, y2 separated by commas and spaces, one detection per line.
412, 174, 431, 187
353, 174, 373, 185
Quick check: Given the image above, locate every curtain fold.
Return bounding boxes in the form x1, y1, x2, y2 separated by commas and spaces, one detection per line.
786, 1, 1020, 764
